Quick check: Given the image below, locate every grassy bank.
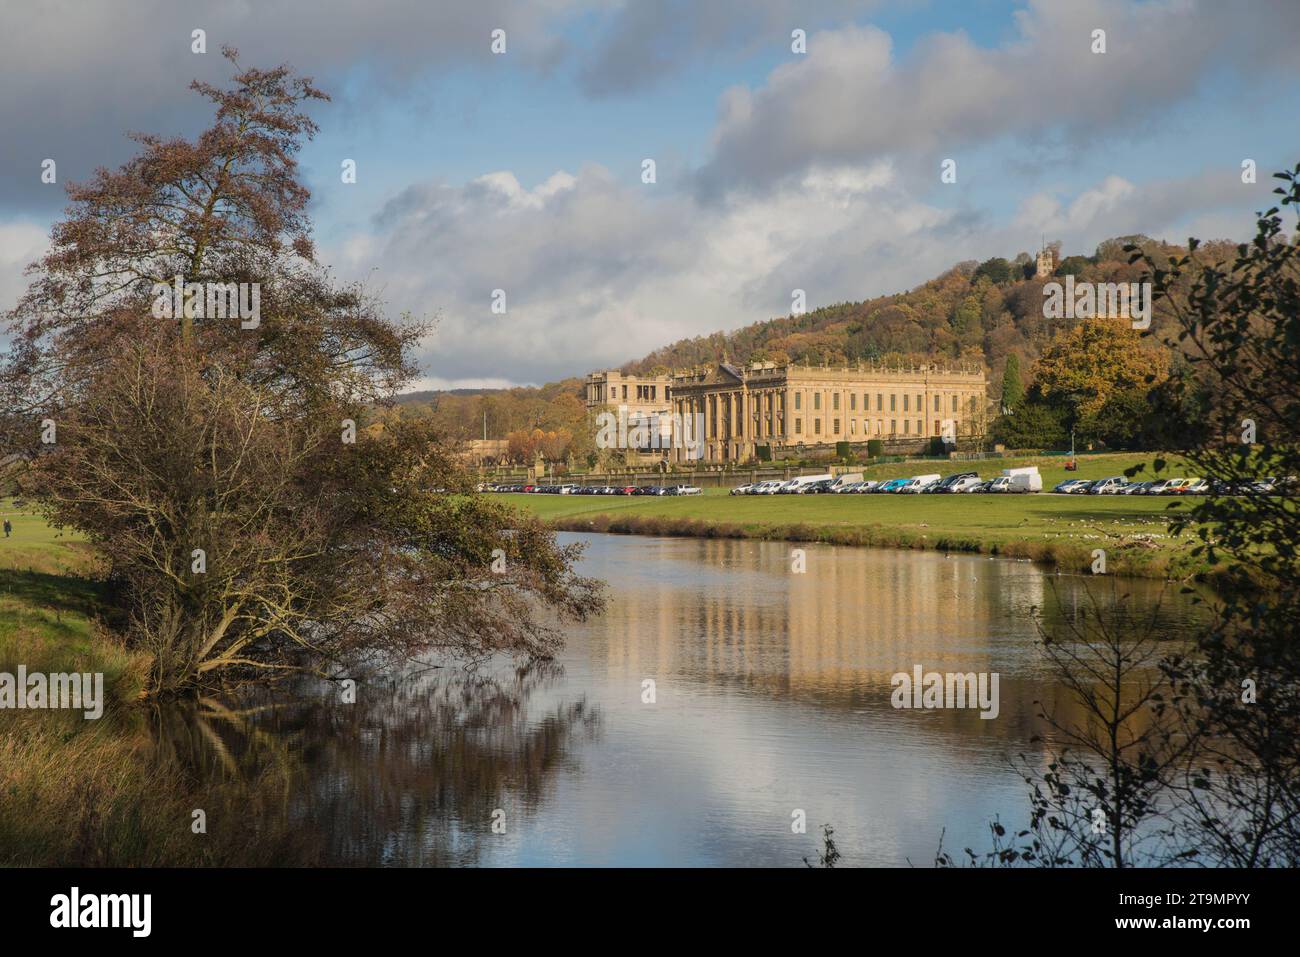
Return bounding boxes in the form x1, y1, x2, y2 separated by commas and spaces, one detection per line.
0, 498, 315, 866
512, 454, 1212, 580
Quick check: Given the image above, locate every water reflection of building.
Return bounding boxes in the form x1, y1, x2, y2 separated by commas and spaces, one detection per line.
584, 538, 1190, 748
600, 542, 1005, 682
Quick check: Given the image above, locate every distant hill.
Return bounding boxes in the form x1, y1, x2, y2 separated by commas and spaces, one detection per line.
389, 234, 1238, 445
392, 388, 505, 405
620, 235, 1230, 393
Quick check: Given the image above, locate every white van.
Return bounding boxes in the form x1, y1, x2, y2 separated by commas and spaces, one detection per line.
898, 473, 941, 494
829, 472, 864, 492
1009, 472, 1042, 493
1000, 466, 1042, 493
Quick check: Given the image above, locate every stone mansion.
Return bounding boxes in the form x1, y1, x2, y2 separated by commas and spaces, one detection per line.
585, 361, 989, 463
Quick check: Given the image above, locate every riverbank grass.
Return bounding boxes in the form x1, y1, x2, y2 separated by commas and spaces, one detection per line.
510, 454, 1208, 579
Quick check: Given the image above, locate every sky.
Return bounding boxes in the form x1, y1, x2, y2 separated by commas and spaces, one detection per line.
1, 0, 1298, 390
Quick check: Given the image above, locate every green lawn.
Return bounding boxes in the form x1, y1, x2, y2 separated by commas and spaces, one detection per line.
508, 453, 1210, 579
0, 498, 91, 576
0, 498, 120, 674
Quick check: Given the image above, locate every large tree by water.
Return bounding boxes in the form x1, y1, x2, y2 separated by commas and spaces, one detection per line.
1, 49, 602, 695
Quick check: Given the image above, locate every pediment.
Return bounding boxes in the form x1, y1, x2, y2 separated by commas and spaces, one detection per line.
684, 363, 747, 386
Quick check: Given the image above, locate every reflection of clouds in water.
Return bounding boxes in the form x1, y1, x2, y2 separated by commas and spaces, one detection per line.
146, 534, 1207, 866
550, 534, 1207, 865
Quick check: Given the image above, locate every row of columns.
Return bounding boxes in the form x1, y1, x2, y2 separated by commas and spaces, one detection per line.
673, 386, 791, 444
670, 383, 984, 461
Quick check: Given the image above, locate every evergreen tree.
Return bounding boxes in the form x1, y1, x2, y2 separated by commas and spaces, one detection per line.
1000, 354, 1024, 413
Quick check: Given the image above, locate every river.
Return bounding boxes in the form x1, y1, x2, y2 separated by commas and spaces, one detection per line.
161, 532, 1207, 866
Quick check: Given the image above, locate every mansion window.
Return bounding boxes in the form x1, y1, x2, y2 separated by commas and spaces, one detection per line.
833, 392, 840, 411
903, 394, 909, 412
795, 419, 802, 435
889, 394, 896, 412
814, 420, 822, 435
833, 418, 840, 434
813, 393, 822, 411
795, 393, 802, 411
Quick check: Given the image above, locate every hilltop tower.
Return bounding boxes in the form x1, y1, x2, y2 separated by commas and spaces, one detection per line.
1034, 242, 1056, 279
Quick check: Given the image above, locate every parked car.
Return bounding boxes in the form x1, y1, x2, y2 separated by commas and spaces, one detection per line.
893, 478, 924, 493
853, 480, 881, 493
1179, 478, 1209, 495
984, 477, 1013, 493
878, 478, 910, 493
932, 471, 979, 493
1053, 479, 1089, 494
896, 474, 941, 494
1088, 476, 1128, 495
798, 479, 838, 494
676, 485, 702, 495
947, 475, 984, 493
778, 473, 834, 494
1208, 478, 1254, 496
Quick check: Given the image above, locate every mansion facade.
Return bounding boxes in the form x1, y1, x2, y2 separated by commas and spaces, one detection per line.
587, 362, 989, 463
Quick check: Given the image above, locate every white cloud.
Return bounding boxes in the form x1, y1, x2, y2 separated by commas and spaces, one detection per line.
0, 219, 48, 309
695, 0, 1300, 196
325, 153, 1269, 388
332, 161, 966, 384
